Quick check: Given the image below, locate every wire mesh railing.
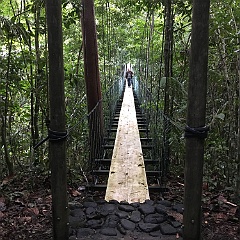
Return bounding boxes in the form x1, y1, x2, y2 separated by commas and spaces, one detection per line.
132, 76, 183, 176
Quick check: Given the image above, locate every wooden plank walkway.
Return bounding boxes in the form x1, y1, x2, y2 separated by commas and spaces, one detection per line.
105, 82, 150, 203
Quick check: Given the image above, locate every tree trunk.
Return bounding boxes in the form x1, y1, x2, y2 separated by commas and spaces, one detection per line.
1, 115, 13, 176
46, 0, 68, 239
163, 0, 173, 174
81, 0, 103, 161
183, 0, 210, 239
2, 37, 14, 176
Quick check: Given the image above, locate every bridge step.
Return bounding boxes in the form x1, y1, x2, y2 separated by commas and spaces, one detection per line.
95, 159, 158, 165
103, 144, 153, 149
92, 170, 161, 176
104, 137, 153, 142
86, 184, 168, 193
108, 128, 148, 132
111, 123, 147, 128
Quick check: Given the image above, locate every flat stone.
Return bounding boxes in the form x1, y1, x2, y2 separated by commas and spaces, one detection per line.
160, 223, 177, 235
120, 219, 136, 230
117, 223, 127, 235
71, 208, 85, 218
109, 199, 119, 205
100, 203, 117, 214
145, 199, 155, 205
149, 230, 162, 237
139, 203, 155, 215
86, 207, 99, 219
69, 216, 86, 228
157, 200, 172, 207
69, 202, 83, 210
86, 219, 103, 229
102, 203, 117, 213
83, 201, 98, 208
144, 213, 166, 224
129, 210, 141, 223
138, 222, 160, 233
155, 204, 168, 215
115, 210, 129, 218
171, 221, 182, 228
118, 204, 135, 212
77, 228, 95, 237
96, 199, 108, 205
172, 204, 184, 214
104, 214, 120, 228
131, 202, 140, 208
100, 228, 117, 236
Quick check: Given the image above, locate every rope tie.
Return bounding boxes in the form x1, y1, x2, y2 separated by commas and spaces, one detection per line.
33, 129, 68, 150
184, 125, 209, 139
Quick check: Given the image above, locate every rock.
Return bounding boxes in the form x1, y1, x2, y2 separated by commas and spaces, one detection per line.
69, 216, 86, 228
145, 199, 155, 205
109, 199, 119, 205
139, 203, 155, 215
77, 228, 95, 237
172, 203, 184, 214
100, 203, 117, 214
144, 213, 166, 224
171, 221, 181, 228
117, 223, 126, 235
120, 219, 136, 230
96, 199, 107, 205
120, 200, 129, 205
131, 202, 140, 208
71, 208, 85, 218
118, 204, 135, 212
157, 200, 172, 207
149, 230, 162, 237
104, 214, 119, 228
115, 210, 129, 218
138, 222, 160, 233
85, 206, 99, 219
100, 228, 118, 236
83, 201, 97, 208
86, 219, 103, 229
155, 204, 168, 215
129, 210, 141, 223
160, 223, 177, 235
69, 202, 83, 210
85, 206, 95, 215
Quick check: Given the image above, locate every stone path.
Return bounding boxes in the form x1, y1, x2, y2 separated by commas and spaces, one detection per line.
69, 199, 183, 240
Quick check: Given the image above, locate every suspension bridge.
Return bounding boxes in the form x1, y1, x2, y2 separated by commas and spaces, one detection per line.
86, 70, 176, 202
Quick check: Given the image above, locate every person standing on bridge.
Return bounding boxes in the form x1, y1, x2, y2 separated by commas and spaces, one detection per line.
125, 69, 133, 87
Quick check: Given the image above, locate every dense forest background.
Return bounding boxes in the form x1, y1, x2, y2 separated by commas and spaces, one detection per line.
0, 0, 239, 203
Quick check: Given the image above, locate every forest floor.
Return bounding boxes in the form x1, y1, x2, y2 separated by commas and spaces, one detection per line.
0, 171, 239, 240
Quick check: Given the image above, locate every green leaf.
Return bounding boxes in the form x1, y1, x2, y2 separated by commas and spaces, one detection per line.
215, 113, 225, 120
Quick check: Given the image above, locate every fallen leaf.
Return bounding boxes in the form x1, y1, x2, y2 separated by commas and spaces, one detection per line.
71, 190, 81, 197
18, 216, 32, 223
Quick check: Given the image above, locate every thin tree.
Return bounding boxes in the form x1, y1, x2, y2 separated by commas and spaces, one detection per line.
163, 0, 173, 174
46, 0, 68, 239
183, 0, 210, 239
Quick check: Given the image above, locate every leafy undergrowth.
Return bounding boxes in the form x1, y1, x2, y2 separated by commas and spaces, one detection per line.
0, 172, 239, 240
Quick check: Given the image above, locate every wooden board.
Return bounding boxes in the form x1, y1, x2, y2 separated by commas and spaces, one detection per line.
105, 83, 150, 203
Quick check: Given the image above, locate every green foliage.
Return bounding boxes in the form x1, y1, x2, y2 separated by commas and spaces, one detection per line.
0, 0, 239, 194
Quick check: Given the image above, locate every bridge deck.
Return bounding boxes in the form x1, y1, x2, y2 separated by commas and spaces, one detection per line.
105, 82, 150, 203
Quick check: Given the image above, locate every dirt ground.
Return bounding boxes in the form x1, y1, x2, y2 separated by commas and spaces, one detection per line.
0, 173, 239, 240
